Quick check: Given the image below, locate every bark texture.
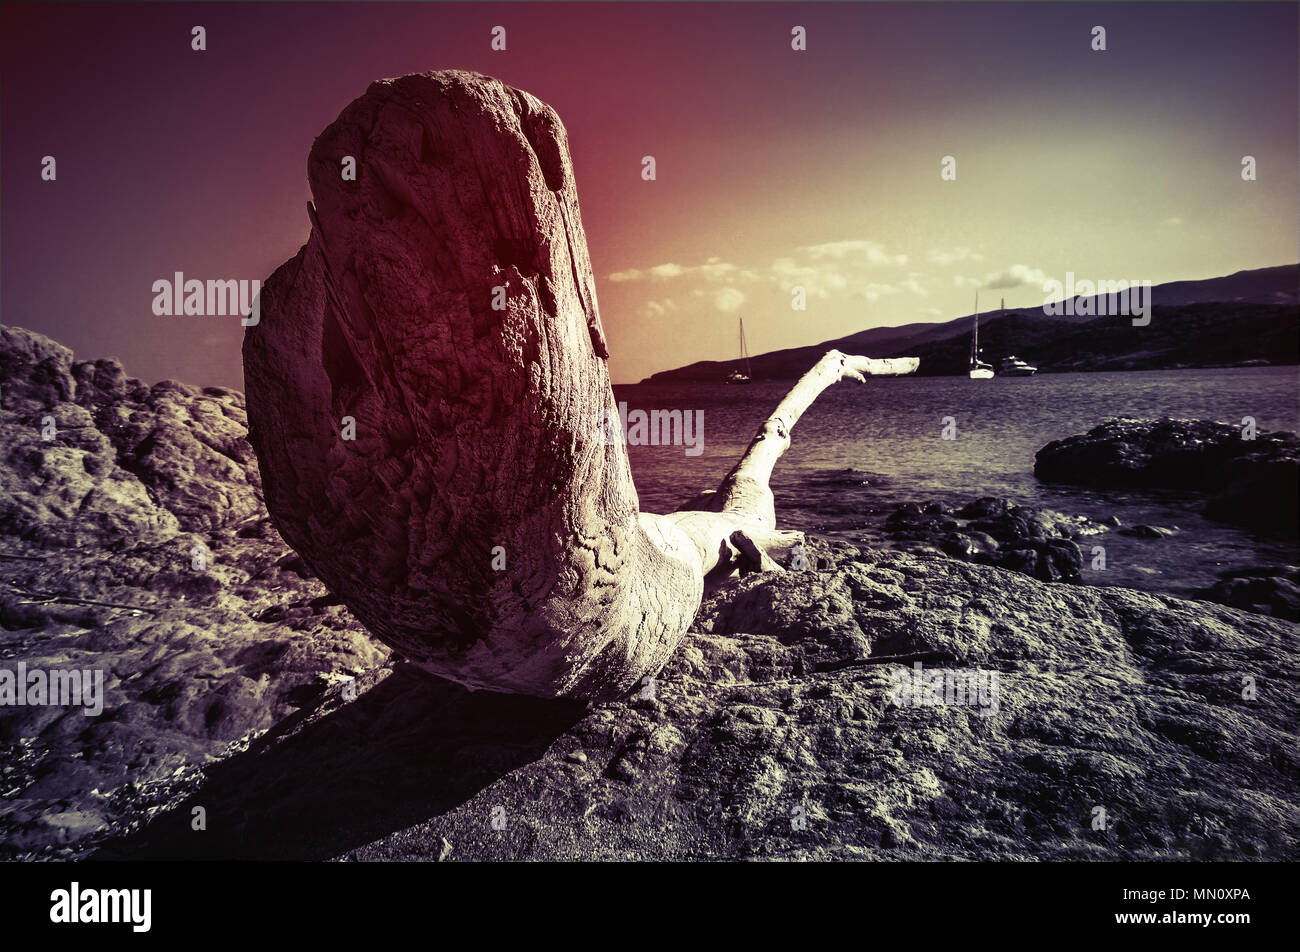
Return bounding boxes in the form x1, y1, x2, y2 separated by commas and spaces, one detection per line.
243, 70, 916, 701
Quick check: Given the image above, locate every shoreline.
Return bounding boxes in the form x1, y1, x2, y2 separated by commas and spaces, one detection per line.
2, 323, 1296, 861
631, 362, 1300, 386
6, 534, 1296, 862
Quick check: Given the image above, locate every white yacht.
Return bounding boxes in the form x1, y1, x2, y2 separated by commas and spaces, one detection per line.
1000, 355, 1038, 376
996, 300, 1037, 375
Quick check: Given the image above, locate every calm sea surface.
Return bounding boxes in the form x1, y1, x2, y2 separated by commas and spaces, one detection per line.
615, 366, 1300, 598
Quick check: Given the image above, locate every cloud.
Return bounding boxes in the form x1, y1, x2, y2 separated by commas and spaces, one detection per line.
802, 240, 908, 267
955, 264, 1050, 291
982, 265, 1049, 290
639, 298, 678, 318
608, 240, 907, 287
713, 287, 745, 313
901, 273, 928, 296
1162, 217, 1183, 226
611, 257, 752, 283
852, 283, 900, 303
698, 257, 748, 280
771, 257, 844, 296
606, 239, 910, 305
927, 247, 984, 266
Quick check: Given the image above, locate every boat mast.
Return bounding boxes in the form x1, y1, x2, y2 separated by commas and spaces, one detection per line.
972, 292, 979, 365
739, 318, 751, 377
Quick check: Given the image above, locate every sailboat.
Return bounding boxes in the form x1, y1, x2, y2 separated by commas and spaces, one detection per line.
969, 293, 994, 379
725, 317, 752, 384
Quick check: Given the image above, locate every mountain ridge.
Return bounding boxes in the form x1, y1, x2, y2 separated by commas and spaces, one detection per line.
640, 264, 1299, 382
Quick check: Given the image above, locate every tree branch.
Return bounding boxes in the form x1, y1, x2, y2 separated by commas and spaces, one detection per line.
677, 351, 920, 529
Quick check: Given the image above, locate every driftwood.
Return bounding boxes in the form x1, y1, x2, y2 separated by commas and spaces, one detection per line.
667, 352, 918, 580
243, 70, 917, 701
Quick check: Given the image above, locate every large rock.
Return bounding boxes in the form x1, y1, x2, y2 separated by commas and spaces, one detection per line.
0, 328, 384, 856
0, 521, 388, 857
881, 497, 1103, 583
243, 71, 696, 700
1196, 566, 1300, 621
0, 325, 262, 547
1034, 417, 1298, 534
90, 542, 1299, 862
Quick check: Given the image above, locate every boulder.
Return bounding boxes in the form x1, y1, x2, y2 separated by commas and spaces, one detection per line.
1196, 566, 1300, 621
880, 496, 1104, 583
999, 538, 1084, 583
1035, 418, 1298, 534
0, 327, 386, 857
0, 325, 262, 547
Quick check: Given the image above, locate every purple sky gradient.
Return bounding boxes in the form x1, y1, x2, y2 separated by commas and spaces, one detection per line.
2, 2, 1296, 388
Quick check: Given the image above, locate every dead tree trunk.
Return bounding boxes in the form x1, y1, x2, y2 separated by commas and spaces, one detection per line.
243, 70, 917, 701
663, 352, 918, 578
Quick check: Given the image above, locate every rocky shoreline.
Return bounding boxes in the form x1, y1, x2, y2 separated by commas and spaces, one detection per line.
40, 538, 1300, 862
1035, 417, 1299, 535
870, 495, 1297, 621
2, 324, 1297, 860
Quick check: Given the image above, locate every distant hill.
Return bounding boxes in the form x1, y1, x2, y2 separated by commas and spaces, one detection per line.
641, 264, 1298, 382
884, 302, 1297, 376
1141, 266, 1300, 307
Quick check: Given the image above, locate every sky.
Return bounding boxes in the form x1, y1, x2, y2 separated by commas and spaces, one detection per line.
2, 1, 1297, 387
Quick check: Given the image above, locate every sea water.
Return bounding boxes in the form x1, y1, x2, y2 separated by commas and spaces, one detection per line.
616, 366, 1300, 598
